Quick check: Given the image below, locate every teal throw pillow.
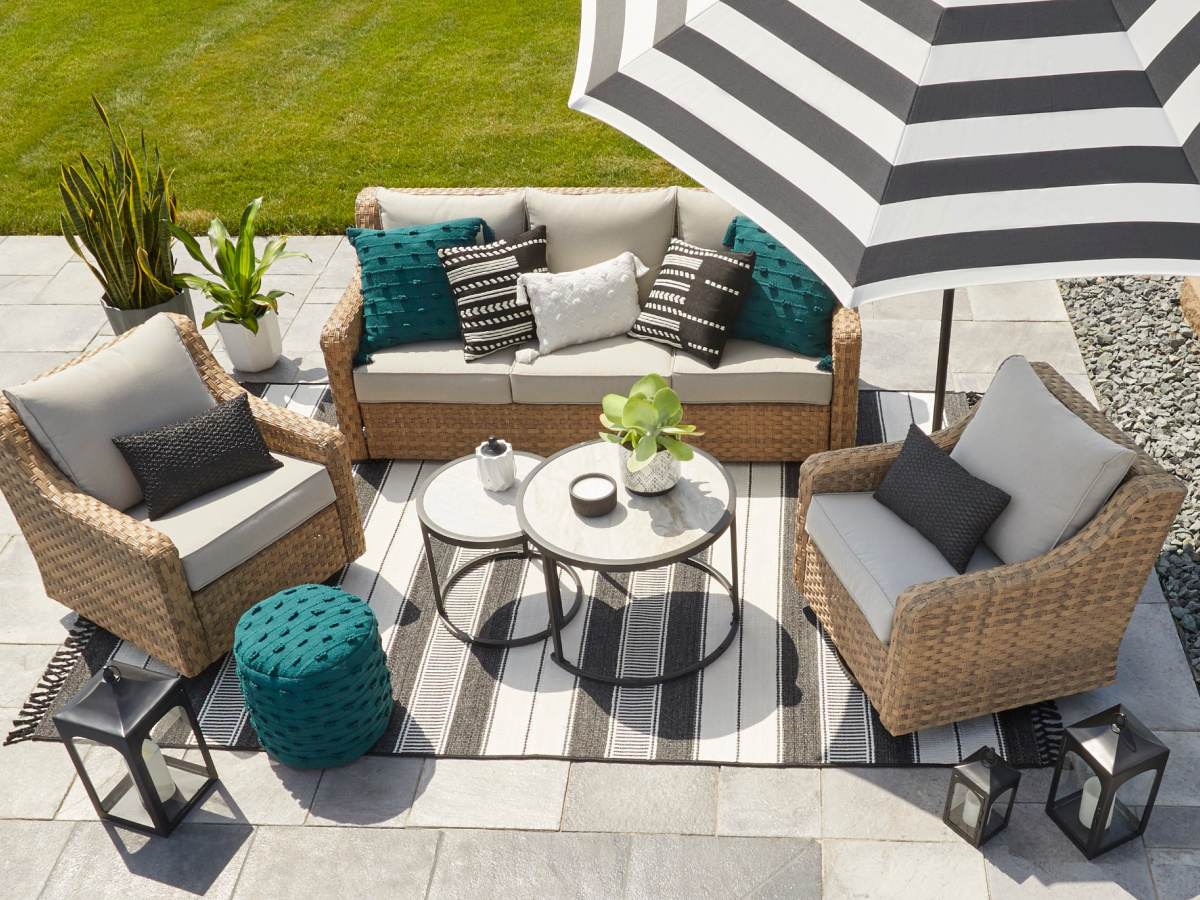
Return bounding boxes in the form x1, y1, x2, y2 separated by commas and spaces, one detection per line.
349, 218, 495, 364
722, 216, 838, 360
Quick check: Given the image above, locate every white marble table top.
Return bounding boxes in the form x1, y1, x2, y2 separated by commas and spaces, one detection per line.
417, 452, 543, 544
517, 441, 735, 568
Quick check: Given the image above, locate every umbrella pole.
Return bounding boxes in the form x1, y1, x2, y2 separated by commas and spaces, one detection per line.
931, 288, 955, 431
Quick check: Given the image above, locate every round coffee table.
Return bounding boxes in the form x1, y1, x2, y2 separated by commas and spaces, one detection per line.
516, 440, 739, 686
416, 452, 583, 648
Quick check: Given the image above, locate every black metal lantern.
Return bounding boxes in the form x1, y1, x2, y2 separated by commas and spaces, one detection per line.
52, 664, 218, 837
1046, 704, 1169, 859
943, 746, 1021, 846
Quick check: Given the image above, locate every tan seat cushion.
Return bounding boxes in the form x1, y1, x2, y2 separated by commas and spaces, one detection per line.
525, 188, 677, 301
805, 491, 1002, 643
129, 454, 336, 591
509, 336, 674, 404
375, 189, 528, 242
676, 188, 740, 250
354, 342, 518, 404
672, 339, 833, 405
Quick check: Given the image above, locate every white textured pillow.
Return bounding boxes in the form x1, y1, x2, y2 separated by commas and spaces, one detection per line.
950, 356, 1135, 565
516, 252, 649, 358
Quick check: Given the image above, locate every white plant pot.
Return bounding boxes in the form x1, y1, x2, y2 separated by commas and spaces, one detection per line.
217, 312, 282, 373
618, 444, 681, 496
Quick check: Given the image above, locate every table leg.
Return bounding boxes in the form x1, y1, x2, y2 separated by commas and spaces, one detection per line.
729, 514, 741, 625
543, 551, 568, 663
421, 524, 446, 617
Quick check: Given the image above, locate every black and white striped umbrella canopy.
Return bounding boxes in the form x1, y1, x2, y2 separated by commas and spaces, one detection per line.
570, 0, 1200, 307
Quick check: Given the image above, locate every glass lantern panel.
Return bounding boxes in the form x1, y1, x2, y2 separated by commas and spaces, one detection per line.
1051, 750, 1104, 846
947, 781, 984, 840
66, 737, 155, 829
1098, 769, 1159, 850
144, 705, 212, 813
982, 786, 1015, 841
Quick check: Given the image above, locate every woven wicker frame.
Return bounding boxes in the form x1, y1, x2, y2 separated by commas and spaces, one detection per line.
323, 186, 861, 461
793, 363, 1186, 736
0, 315, 366, 677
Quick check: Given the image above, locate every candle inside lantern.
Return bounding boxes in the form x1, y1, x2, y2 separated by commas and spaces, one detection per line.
142, 739, 176, 802
960, 791, 982, 830
572, 475, 614, 501
1078, 776, 1114, 830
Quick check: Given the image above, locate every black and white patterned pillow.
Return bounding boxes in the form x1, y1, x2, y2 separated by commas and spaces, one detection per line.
438, 226, 548, 360
629, 238, 756, 368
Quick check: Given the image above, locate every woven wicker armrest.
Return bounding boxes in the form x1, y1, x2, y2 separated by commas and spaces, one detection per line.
320, 278, 368, 460
829, 307, 862, 450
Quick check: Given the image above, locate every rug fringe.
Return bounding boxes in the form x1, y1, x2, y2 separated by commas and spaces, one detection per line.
4, 617, 99, 745
1029, 700, 1065, 767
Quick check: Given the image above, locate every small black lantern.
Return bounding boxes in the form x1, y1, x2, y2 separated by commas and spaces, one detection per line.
1046, 704, 1169, 859
943, 746, 1021, 846
52, 664, 218, 837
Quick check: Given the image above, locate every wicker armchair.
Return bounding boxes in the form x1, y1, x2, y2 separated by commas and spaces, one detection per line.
0, 314, 366, 677
793, 363, 1185, 736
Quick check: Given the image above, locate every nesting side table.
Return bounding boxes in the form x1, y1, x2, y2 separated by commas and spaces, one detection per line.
415, 452, 583, 647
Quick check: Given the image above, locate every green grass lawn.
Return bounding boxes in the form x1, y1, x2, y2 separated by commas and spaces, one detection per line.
0, 0, 686, 234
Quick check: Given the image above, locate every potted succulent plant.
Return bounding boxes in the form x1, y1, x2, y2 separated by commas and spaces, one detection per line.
168, 198, 308, 373
599, 373, 702, 495
60, 97, 193, 334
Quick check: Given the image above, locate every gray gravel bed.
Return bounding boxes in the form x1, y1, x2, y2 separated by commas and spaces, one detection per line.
1059, 275, 1200, 691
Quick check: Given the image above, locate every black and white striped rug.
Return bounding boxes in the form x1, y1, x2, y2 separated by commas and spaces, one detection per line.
8, 386, 1060, 766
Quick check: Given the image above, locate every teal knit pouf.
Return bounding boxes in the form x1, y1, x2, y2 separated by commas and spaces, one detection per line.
233, 584, 392, 768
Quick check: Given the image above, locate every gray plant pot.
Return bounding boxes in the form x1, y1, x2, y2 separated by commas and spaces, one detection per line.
102, 289, 195, 335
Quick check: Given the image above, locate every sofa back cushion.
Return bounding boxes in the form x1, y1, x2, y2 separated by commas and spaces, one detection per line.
525, 188, 676, 302
376, 189, 527, 242
676, 189, 740, 250
3, 314, 216, 511
950, 356, 1136, 565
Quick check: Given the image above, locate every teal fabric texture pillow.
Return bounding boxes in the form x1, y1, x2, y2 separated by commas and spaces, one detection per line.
349, 218, 495, 364
722, 216, 838, 361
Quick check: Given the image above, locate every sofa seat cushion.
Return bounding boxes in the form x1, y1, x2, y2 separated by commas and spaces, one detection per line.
376, 188, 527, 242
672, 339, 833, 405
509, 336, 674, 404
353, 342, 517, 404
525, 188, 676, 301
128, 454, 337, 591
804, 491, 1002, 643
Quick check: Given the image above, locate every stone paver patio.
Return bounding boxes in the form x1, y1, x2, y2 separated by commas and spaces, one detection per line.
1, 235, 1197, 899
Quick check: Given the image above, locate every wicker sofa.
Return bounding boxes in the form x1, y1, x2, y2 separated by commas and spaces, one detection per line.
321, 186, 862, 462
793, 363, 1186, 735
0, 314, 366, 677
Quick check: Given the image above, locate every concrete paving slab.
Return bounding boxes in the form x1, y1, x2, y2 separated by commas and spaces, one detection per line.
1143, 807, 1200, 848
180, 749, 321, 826
0, 643, 55, 709
823, 839, 988, 900
0, 738, 79, 819
1156, 732, 1200, 808
624, 834, 821, 900
0, 305, 104, 352
859, 319, 944, 391
821, 768, 958, 842
0, 236, 74, 276
0, 819, 76, 899
0, 274, 53, 304
1148, 848, 1200, 900
315, 238, 356, 289
0, 538, 75, 644
984, 804, 1156, 899
232, 825, 438, 900
1, 493, 21, 535
968, 281, 1070, 322
266, 236, 340, 274
306, 755, 423, 827
283, 304, 337, 355
427, 829, 629, 900
859, 289, 973, 321
717, 766, 821, 837
408, 758, 569, 830
40, 821, 253, 900
34, 262, 104, 304
947, 320, 1088, 376
562, 762, 719, 835
259, 273, 318, 306
0, 351, 77, 390
305, 287, 348, 306
1054, 603, 1200, 732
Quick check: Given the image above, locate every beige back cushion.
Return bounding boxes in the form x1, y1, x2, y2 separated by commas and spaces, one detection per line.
3, 315, 216, 511
376, 189, 528, 242
525, 188, 677, 301
676, 188, 740, 250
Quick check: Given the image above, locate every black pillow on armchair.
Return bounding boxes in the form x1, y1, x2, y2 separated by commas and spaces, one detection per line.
113, 393, 282, 519
874, 424, 1011, 573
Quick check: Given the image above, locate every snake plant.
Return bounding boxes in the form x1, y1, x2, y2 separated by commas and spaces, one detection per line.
59, 97, 180, 310
599, 373, 702, 471
168, 198, 309, 333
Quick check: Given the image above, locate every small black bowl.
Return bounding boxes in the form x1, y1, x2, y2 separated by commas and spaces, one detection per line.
569, 473, 618, 518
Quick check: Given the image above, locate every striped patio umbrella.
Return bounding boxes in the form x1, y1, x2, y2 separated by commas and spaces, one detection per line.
570, 0, 1200, 426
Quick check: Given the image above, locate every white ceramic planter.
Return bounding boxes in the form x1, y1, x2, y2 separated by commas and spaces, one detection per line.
618, 444, 681, 496
218, 311, 282, 373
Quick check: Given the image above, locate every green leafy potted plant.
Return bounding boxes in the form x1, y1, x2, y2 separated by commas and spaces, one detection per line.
168, 198, 308, 373
60, 97, 192, 334
599, 373, 702, 495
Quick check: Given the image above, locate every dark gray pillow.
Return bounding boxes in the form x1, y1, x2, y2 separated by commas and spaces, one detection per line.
874, 424, 1011, 573
113, 393, 282, 519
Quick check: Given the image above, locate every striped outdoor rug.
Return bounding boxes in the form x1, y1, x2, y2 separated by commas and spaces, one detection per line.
8, 387, 1060, 766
